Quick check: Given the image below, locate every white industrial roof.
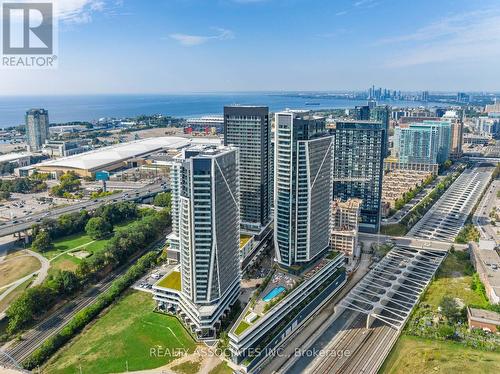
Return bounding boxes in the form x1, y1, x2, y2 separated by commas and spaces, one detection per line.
37, 137, 220, 171
0, 152, 32, 163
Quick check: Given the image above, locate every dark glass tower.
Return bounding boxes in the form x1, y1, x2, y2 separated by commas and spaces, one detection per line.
224, 106, 271, 235
331, 121, 386, 233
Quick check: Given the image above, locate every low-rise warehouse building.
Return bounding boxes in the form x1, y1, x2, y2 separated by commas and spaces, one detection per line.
0, 152, 32, 169
470, 240, 500, 304
34, 137, 220, 178
467, 307, 500, 333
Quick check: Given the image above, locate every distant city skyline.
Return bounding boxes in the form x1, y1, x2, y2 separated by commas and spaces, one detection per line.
0, 0, 499, 94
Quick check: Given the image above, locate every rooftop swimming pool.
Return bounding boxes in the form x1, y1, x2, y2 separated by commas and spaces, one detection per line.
262, 286, 286, 302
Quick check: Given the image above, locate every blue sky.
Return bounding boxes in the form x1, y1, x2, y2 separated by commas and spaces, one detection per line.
1, 0, 500, 94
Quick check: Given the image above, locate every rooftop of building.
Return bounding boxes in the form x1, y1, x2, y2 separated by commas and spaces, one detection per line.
276, 109, 324, 120
240, 234, 252, 249
332, 198, 362, 210
468, 307, 500, 323
398, 120, 451, 128
180, 144, 236, 160
329, 120, 386, 130
224, 105, 269, 109
26, 108, 48, 114
156, 270, 181, 291
36, 137, 221, 171
0, 152, 32, 163
232, 251, 343, 336
479, 239, 497, 251
474, 243, 500, 297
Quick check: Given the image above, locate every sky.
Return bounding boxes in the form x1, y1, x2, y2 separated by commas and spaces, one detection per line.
1, 0, 500, 95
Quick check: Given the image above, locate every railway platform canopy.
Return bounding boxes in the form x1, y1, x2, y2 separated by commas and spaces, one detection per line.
338, 245, 447, 330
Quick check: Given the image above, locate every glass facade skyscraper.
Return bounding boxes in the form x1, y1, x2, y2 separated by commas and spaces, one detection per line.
354, 104, 390, 157
274, 110, 333, 268
168, 145, 241, 339
25, 109, 49, 151
394, 120, 451, 164
331, 121, 386, 233
224, 106, 271, 235
370, 105, 391, 157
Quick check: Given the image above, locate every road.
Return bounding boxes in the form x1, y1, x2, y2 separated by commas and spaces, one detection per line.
0, 234, 170, 368
0, 183, 168, 238
473, 179, 499, 243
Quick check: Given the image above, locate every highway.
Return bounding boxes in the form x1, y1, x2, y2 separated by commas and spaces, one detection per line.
0, 235, 169, 368
0, 183, 168, 238
473, 179, 499, 243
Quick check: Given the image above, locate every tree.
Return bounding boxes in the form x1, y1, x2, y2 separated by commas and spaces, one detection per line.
85, 217, 112, 240
31, 231, 52, 252
439, 296, 462, 323
50, 172, 81, 197
153, 192, 172, 210
437, 324, 455, 339
0, 190, 10, 200
0, 162, 15, 175
6, 285, 54, 334
48, 271, 80, 296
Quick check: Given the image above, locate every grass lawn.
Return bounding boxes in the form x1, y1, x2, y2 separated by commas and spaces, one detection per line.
83, 239, 109, 254
209, 361, 233, 374
172, 360, 202, 374
43, 290, 196, 374
42, 234, 95, 260
240, 234, 252, 248
234, 320, 250, 335
0, 254, 41, 288
40, 220, 137, 261
421, 251, 489, 309
157, 271, 181, 291
380, 335, 500, 374
380, 223, 407, 236
0, 277, 34, 313
49, 254, 81, 274
41, 220, 139, 275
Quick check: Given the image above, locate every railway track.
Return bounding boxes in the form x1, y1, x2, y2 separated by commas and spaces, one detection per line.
1, 235, 169, 367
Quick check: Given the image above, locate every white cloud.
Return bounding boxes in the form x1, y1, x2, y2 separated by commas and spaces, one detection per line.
54, 0, 106, 24
380, 9, 500, 67
169, 28, 234, 46
353, 0, 379, 8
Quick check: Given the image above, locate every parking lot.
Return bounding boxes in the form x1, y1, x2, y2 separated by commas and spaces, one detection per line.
132, 263, 175, 293
0, 191, 76, 223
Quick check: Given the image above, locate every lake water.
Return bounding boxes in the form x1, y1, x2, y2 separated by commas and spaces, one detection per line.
0, 93, 446, 128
